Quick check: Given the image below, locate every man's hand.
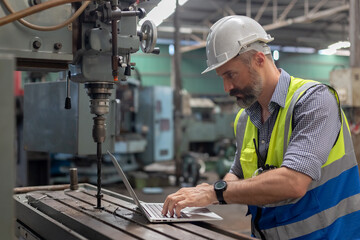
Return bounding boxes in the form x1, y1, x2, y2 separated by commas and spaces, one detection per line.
162, 183, 217, 217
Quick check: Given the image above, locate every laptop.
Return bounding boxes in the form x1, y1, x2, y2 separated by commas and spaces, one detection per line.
107, 151, 223, 223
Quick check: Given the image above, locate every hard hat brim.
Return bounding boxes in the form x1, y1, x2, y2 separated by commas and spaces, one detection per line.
201, 41, 273, 74
201, 60, 230, 74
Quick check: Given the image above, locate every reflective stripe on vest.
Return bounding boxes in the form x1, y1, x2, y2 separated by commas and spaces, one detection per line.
233, 77, 360, 239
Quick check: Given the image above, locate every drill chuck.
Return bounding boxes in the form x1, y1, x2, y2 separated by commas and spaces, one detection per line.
92, 116, 106, 143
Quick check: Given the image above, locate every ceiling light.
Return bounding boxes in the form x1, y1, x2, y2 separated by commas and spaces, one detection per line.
318, 41, 351, 55
139, 0, 190, 27
169, 44, 175, 55
273, 50, 279, 61
328, 41, 350, 50
318, 48, 337, 55
280, 46, 315, 54
157, 26, 192, 34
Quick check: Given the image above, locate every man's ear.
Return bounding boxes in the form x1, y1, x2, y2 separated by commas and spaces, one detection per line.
253, 52, 266, 67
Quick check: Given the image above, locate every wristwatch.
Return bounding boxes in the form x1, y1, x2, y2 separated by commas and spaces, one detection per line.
214, 180, 227, 204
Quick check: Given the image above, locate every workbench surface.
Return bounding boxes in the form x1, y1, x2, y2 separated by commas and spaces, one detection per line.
14, 184, 255, 240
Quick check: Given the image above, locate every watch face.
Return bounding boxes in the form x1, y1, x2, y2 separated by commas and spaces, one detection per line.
215, 180, 226, 190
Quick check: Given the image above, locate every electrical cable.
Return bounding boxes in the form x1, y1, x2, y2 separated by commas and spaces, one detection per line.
2, 0, 90, 31
0, 0, 90, 27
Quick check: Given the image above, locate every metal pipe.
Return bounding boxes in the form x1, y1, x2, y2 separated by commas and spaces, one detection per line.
350, 0, 360, 68
0, 0, 89, 27
174, 0, 183, 186
111, 10, 143, 20
111, 4, 119, 81
14, 184, 70, 194
111, 21, 118, 81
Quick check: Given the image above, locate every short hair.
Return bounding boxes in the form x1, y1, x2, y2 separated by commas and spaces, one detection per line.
236, 50, 274, 67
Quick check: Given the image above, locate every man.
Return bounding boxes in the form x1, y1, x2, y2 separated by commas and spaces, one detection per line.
162, 15, 360, 239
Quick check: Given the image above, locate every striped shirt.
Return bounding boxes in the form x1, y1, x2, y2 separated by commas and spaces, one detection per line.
230, 69, 341, 180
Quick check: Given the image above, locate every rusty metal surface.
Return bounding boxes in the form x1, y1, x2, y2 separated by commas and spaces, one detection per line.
14, 184, 255, 240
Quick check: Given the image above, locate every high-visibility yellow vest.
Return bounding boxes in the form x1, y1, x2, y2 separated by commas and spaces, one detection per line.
233, 77, 360, 239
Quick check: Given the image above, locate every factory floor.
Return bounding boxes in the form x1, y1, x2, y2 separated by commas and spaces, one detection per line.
105, 171, 252, 237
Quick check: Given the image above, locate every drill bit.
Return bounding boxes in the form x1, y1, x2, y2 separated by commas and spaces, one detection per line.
95, 142, 103, 209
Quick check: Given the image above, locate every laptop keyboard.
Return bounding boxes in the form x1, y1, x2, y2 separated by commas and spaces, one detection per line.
143, 203, 188, 218
144, 203, 164, 218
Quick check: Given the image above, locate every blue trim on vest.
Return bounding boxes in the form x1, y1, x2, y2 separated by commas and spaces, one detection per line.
293, 210, 360, 240
249, 165, 360, 230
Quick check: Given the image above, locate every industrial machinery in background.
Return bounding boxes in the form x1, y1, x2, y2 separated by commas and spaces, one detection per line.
330, 68, 360, 107
329, 1, 360, 169
179, 92, 238, 184
47, 78, 174, 185
0, 0, 163, 234
330, 67, 360, 164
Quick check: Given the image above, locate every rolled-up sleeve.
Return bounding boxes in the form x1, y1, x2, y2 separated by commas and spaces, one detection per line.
282, 85, 341, 180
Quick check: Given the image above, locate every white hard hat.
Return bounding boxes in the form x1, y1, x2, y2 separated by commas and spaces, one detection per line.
202, 15, 274, 74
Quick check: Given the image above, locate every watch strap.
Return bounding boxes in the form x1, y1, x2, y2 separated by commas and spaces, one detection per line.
214, 180, 227, 204
216, 190, 227, 204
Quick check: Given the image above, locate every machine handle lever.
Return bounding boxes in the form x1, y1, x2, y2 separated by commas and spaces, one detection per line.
124, 65, 131, 76
65, 71, 71, 109
151, 47, 160, 55
114, 99, 121, 137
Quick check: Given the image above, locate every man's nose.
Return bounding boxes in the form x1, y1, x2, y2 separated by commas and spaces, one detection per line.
223, 80, 234, 93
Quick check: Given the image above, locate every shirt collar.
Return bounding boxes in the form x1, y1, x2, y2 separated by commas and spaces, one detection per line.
269, 68, 290, 109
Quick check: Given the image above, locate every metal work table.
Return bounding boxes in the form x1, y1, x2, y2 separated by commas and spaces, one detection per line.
14, 184, 255, 240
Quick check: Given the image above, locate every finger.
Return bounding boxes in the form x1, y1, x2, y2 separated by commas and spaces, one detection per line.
162, 191, 180, 215
168, 196, 181, 217
162, 197, 175, 216
162, 193, 175, 215
175, 204, 183, 217
162, 199, 169, 216
163, 194, 185, 217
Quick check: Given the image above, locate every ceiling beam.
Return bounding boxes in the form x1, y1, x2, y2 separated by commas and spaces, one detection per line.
278, 0, 298, 21
180, 41, 206, 53
255, 0, 271, 22
273, 0, 278, 22
308, 0, 328, 15
173, 0, 350, 53
247, 0, 251, 17
264, 4, 349, 31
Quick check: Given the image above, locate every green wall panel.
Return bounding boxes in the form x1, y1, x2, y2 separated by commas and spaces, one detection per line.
131, 44, 350, 94
141, 75, 171, 86
21, 44, 350, 94
132, 45, 171, 86
277, 53, 349, 84
181, 48, 224, 95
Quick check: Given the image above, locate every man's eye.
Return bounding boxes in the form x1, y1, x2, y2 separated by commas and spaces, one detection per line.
227, 73, 236, 79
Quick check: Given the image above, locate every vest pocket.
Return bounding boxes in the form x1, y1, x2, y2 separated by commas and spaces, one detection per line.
240, 148, 258, 178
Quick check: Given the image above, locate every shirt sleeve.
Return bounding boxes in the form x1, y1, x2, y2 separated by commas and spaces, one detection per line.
229, 142, 245, 179
282, 84, 341, 181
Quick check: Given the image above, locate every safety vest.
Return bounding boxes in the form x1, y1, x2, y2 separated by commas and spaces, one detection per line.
234, 77, 360, 239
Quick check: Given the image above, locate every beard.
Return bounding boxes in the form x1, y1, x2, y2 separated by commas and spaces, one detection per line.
229, 68, 263, 109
